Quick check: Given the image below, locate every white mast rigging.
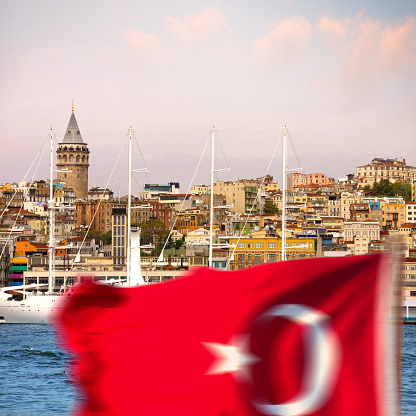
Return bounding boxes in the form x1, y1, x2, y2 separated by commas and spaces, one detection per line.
48, 128, 55, 293
126, 127, 150, 286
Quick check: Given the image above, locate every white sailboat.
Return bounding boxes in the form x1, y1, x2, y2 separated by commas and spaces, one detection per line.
0, 129, 67, 323
0, 127, 145, 323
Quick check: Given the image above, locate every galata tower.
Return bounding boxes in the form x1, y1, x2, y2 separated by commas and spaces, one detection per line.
56, 103, 90, 199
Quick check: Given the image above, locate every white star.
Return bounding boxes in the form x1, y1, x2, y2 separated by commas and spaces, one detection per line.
202, 335, 260, 382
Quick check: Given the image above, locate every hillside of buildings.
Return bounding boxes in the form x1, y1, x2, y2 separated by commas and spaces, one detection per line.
1, 155, 416, 302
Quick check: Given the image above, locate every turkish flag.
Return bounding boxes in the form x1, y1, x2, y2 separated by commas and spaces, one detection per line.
56, 253, 399, 416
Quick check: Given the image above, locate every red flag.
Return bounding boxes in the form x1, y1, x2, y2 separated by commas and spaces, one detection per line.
56, 254, 399, 416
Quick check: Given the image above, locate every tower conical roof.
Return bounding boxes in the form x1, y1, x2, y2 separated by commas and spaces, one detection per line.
62, 109, 83, 144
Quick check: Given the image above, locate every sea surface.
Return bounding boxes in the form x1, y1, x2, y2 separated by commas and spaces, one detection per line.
0, 324, 415, 415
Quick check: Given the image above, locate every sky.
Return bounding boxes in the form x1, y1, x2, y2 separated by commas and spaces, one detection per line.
1, 0, 415, 196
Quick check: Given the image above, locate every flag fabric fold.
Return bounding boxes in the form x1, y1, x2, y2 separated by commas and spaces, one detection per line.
56, 253, 398, 416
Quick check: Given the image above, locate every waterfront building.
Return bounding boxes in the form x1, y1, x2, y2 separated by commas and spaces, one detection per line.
56, 104, 90, 199
228, 234, 317, 270
111, 207, 126, 267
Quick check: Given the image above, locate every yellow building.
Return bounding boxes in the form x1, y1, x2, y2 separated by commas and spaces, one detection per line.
26, 218, 48, 235
176, 211, 205, 235
340, 192, 362, 220
384, 201, 406, 229
213, 180, 261, 215
228, 235, 316, 270
356, 158, 416, 188
306, 193, 328, 215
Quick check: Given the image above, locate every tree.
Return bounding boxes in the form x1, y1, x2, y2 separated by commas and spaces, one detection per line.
132, 220, 166, 245
372, 179, 393, 197
370, 179, 411, 201
101, 230, 112, 245
264, 202, 279, 214
392, 180, 411, 201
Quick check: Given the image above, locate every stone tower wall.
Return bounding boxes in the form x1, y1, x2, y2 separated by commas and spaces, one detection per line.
56, 145, 90, 199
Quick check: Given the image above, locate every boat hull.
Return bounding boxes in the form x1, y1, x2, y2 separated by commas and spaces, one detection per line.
0, 295, 67, 324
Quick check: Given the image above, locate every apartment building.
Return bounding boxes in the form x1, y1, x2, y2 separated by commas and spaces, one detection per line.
340, 191, 363, 219
356, 158, 416, 188
213, 180, 264, 215
406, 202, 416, 223
343, 220, 380, 240
228, 235, 316, 270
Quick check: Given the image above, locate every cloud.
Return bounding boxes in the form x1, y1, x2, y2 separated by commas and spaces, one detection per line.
125, 28, 161, 56
379, 16, 416, 72
316, 16, 348, 45
317, 14, 416, 75
253, 17, 312, 64
166, 6, 227, 41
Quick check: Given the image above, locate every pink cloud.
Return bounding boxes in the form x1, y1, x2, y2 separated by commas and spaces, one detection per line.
317, 16, 348, 44
254, 17, 312, 64
379, 17, 416, 72
166, 6, 227, 41
315, 13, 416, 92
125, 28, 161, 55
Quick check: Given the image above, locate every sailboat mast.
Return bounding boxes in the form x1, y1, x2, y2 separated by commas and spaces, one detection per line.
126, 127, 133, 286
48, 128, 55, 293
209, 127, 215, 267
282, 126, 287, 262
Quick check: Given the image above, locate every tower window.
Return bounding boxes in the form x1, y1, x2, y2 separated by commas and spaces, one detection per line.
76, 156, 79, 162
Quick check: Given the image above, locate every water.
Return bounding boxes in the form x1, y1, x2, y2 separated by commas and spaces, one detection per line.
0, 325, 76, 416
0, 324, 415, 415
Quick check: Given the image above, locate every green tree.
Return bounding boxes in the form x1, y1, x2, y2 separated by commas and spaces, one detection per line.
370, 179, 411, 201
174, 236, 185, 250
363, 184, 371, 193
372, 179, 393, 197
392, 180, 412, 201
264, 201, 279, 214
101, 230, 112, 245
132, 220, 166, 245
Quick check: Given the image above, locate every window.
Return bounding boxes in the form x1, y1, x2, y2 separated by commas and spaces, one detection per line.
267, 243, 277, 248
254, 243, 262, 248
410, 291, 416, 297
247, 243, 252, 248
238, 243, 245, 248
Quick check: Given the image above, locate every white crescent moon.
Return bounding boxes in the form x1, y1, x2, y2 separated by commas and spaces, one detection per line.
252, 304, 342, 416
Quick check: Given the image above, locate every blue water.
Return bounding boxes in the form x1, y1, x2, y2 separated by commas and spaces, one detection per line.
0, 324, 415, 415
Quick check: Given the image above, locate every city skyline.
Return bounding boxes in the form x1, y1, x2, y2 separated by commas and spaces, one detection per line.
1, 1, 415, 194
